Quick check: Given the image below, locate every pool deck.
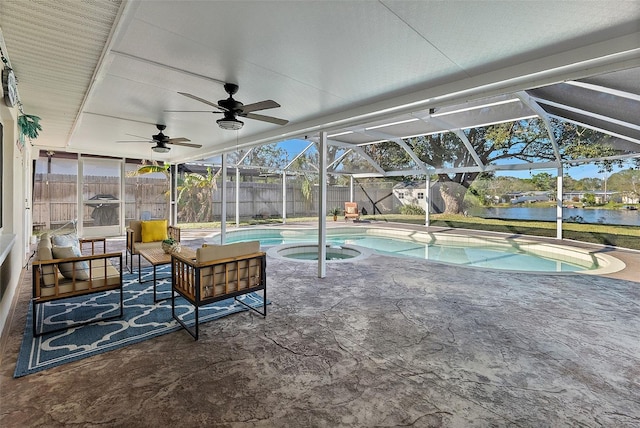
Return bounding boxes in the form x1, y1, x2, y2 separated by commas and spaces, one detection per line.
1, 223, 639, 426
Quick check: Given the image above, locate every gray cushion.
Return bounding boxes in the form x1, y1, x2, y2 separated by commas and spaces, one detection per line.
52, 246, 90, 280
52, 232, 80, 248
197, 241, 260, 263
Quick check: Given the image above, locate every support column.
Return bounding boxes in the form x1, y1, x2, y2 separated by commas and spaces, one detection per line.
556, 166, 563, 240
282, 172, 287, 224
425, 175, 431, 227
235, 167, 240, 228
318, 132, 327, 278
170, 164, 178, 225
349, 175, 354, 202
221, 154, 227, 244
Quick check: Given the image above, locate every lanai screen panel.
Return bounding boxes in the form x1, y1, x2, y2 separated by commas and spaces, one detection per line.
329, 149, 385, 175
404, 132, 479, 171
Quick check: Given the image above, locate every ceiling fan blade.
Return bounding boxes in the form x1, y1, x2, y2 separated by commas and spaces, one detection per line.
244, 112, 289, 126
126, 133, 150, 140
178, 92, 226, 111
167, 137, 191, 143
164, 110, 222, 113
116, 140, 150, 143
240, 100, 280, 113
168, 141, 202, 148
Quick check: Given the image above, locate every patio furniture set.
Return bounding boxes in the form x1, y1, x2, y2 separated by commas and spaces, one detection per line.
31, 219, 267, 340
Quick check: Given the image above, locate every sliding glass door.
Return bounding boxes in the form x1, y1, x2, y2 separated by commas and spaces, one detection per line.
79, 157, 124, 237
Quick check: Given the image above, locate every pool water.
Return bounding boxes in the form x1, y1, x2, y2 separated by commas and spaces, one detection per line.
222, 231, 595, 272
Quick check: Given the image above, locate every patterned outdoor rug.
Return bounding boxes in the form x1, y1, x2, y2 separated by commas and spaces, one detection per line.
14, 265, 266, 377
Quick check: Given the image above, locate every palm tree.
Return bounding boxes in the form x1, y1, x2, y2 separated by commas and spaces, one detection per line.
176, 167, 220, 223
126, 161, 170, 220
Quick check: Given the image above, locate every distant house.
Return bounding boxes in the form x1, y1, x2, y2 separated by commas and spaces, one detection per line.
393, 181, 429, 211
620, 192, 639, 204
393, 181, 448, 213
563, 191, 619, 204
509, 191, 554, 204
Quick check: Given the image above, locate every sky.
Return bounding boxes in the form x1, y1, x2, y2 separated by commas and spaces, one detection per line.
496, 164, 620, 181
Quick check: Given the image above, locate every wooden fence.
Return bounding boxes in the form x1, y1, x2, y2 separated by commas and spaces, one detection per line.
33, 174, 169, 229
33, 173, 402, 229
211, 181, 400, 218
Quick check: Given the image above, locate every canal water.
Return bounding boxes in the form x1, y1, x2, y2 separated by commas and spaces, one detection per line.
467, 207, 640, 226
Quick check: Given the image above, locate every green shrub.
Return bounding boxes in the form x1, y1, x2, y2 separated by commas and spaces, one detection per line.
399, 204, 425, 215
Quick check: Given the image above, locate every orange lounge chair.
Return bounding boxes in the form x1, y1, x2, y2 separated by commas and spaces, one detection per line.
344, 202, 360, 221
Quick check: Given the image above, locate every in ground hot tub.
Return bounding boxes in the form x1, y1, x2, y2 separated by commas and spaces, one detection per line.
267, 244, 370, 263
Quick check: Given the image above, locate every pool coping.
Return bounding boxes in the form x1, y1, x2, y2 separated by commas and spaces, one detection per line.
208, 225, 627, 275
267, 243, 374, 264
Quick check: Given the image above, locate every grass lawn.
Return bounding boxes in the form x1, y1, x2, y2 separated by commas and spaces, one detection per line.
180, 213, 640, 250
365, 213, 640, 250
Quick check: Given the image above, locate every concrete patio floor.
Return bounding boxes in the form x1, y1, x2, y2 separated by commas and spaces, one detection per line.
1, 225, 639, 427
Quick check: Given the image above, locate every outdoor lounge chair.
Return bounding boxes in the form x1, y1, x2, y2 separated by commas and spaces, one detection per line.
171, 241, 267, 340
126, 219, 180, 277
344, 202, 360, 221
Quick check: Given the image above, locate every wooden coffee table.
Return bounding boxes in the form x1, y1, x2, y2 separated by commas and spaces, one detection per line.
138, 247, 196, 303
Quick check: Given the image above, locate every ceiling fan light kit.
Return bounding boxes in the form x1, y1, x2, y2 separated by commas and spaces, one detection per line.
152, 144, 170, 153
217, 116, 244, 130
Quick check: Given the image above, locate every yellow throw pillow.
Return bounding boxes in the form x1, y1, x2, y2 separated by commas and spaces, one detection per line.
346, 207, 356, 214
141, 220, 168, 243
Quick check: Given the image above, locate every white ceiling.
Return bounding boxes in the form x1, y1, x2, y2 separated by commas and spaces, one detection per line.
1, 1, 639, 164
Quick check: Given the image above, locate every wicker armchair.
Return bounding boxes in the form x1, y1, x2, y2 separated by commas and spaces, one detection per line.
126, 219, 180, 280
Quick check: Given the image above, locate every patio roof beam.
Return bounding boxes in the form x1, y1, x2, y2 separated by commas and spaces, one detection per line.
328, 149, 352, 171
303, 132, 353, 173
565, 80, 640, 102
328, 139, 387, 176
529, 95, 640, 132
425, 116, 486, 171
347, 127, 432, 173
546, 114, 640, 145
482, 161, 560, 172
564, 152, 640, 166
284, 141, 316, 170
236, 148, 254, 165
516, 91, 562, 163
350, 158, 562, 178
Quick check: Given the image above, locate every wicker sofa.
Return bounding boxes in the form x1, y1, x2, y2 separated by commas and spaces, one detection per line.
32, 232, 123, 336
171, 241, 267, 340
126, 219, 180, 280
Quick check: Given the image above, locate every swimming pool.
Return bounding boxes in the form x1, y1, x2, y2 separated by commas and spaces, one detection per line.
208, 226, 625, 273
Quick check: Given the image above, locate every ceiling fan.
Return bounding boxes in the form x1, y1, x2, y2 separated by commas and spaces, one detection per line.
117, 124, 201, 153
169, 83, 288, 130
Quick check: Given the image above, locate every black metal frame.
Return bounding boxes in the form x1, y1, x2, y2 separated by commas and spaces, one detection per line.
139, 263, 173, 303
125, 227, 137, 274
171, 254, 267, 340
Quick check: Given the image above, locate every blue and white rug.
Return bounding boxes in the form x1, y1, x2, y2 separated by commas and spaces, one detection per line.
14, 265, 266, 377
